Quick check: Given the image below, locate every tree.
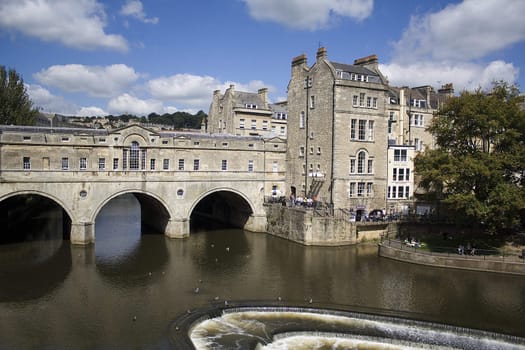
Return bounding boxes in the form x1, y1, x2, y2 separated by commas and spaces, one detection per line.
0, 66, 39, 125
414, 82, 525, 233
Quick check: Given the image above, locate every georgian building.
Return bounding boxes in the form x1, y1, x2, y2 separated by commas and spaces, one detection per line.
207, 85, 287, 138
284, 47, 453, 219
385, 84, 454, 215
286, 47, 390, 218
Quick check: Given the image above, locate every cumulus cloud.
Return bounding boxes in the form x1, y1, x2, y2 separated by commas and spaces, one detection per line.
30, 68, 275, 116
380, 61, 519, 92
242, 0, 373, 30
120, 0, 158, 24
26, 84, 78, 115
392, 0, 525, 62
77, 106, 108, 117
148, 74, 273, 109
108, 93, 167, 116
0, 0, 128, 52
35, 64, 140, 98
384, 0, 524, 91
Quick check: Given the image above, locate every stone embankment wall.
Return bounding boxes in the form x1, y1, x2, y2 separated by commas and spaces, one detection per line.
379, 241, 525, 276
264, 205, 388, 246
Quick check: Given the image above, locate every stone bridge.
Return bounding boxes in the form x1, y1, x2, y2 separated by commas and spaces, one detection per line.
0, 125, 286, 245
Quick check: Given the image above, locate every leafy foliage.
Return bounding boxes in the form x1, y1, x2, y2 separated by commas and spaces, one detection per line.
0, 66, 39, 125
415, 82, 525, 233
147, 110, 206, 129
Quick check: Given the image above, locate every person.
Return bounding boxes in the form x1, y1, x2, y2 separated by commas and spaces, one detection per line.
470, 247, 476, 256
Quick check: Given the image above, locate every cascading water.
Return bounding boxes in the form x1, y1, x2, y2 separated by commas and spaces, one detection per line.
180, 306, 525, 350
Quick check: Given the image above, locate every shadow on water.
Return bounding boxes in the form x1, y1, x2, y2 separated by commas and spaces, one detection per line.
0, 241, 72, 302
0, 197, 72, 302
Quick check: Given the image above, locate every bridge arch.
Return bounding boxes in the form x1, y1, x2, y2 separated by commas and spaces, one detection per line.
92, 189, 173, 235
0, 190, 73, 243
188, 187, 256, 231
0, 190, 74, 221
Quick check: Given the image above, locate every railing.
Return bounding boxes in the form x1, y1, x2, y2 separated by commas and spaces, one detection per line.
381, 238, 525, 263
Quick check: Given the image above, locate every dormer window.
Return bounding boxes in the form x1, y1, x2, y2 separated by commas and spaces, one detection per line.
411, 99, 426, 108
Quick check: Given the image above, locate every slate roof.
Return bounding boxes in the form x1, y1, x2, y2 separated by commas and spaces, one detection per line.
331, 61, 377, 76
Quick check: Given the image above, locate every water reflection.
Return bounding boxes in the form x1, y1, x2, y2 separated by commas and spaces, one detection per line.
95, 193, 169, 287
0, 241, 71, 302
1, 198, 525, 348
95, 193, 142, 260
0, 206, 71, 302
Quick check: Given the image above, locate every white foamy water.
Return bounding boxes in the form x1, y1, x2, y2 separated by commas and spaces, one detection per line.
190, 309, 525, 350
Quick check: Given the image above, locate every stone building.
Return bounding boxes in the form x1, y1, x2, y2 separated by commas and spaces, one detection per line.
207, 84, 287, 137
286, 47, 390, 219
385, 83, 454, 215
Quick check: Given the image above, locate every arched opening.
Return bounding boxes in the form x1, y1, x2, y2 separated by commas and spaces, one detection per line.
190, 190, 254, 232
95, 192, 170, 239
0, 194, 71, 244
94, 193, 170, 272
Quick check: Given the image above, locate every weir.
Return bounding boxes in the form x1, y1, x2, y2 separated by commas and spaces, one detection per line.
170, 303, 525, 349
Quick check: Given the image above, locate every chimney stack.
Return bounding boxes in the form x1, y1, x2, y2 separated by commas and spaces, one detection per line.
316, 47, 327, 61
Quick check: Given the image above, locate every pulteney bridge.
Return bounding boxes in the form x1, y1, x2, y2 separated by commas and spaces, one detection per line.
0, 125, 286, 245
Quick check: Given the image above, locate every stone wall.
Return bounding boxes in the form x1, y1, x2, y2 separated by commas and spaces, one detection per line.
379, 243, 525, 276
265, 204, 388, 246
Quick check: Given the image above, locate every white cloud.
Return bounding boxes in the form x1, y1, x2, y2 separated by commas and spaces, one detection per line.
77, 106, 108, 117
0, 0, 128, 52
380, 60, 519, 92
242, 0, 373, 30
120, 0, 158, 24
107, 93, 166, 116
35, 64, 140, 98
382, 0, 524, 92
147, 74, 270, 109
26, 84, 78, 115
392, 0, 525, 62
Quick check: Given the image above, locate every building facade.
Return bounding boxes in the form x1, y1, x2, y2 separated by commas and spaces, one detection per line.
385, 84, 454, 215
285, 48, 390, 219
207, 85, 287, 138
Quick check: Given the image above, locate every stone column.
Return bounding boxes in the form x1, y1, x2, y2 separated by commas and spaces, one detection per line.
70, 222, 95, 245
243, 213, 268, 233
164, 218, 190, 239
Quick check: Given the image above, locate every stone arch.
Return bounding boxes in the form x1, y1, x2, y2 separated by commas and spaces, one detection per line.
0, 190, 73, 243
188, 187, 256, 217
0, 190, 74, 222
188, 187, 256, 230
122, 133, 148, 146
353, 148, 372, 174
121, 133, 149, 171
92, 189, 173, 235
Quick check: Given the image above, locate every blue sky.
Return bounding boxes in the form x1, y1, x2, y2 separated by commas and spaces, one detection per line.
1, 0, 524, 117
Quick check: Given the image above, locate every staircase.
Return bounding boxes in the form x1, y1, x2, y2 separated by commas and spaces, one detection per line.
307, 177, 324, 199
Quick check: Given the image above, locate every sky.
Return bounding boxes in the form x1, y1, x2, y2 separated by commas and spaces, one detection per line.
1, 0, 524, 117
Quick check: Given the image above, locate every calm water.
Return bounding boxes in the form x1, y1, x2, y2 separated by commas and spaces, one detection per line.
1, 194, 525, 349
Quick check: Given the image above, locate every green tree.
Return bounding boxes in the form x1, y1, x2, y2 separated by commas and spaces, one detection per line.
0, 66, 39, 125
415, 82, 525, 233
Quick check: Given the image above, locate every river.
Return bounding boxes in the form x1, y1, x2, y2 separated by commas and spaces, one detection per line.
1, 194, 525, 349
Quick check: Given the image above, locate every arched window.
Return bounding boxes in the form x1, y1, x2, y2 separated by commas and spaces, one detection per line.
357, 151, 366, 173
129, 141, 140, 170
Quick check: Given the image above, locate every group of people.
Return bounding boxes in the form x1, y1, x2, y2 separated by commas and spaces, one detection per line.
290, 195, 316, 208
458, 244, 476, 255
